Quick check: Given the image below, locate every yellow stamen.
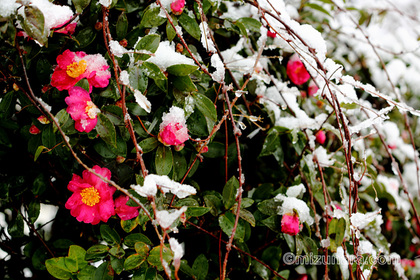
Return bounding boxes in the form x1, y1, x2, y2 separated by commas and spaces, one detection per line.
66, 60, 87, 78
85, 101, 99, 119
80, 187, 101, 206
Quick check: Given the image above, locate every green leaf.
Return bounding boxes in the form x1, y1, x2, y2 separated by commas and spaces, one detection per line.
28, 201, 40, 224
124, 253, 146, 270
134, 242, 150, 258
69, 245, 88, 270
172, 152, 187, 181
32, 173, 47, 195
192, 93, 217, 133
72, 0, 91, 13
121, 218, 139, 233
109, 246, 125, 258
124, 233, 153, 247
304, 3, 332, 17
0, 91, 15, 119
238, 208, 256, 227
64, 256, 78, 273
75, 27, 96, 49
53, 109, 70, 133
93, 262, 114, 280
223, 176, 239, 210
166, 64, 199, 76
135, 34, 161, 61
22, 6, 47, 46
166, 17, 177, 41
42, 125, 56, 149
77, 265, 96, 280
186, 206, 211, 217
261, 215, 282, 233
234, 21, 247, 38
237, 17, 262, 32
204, 194, 222, 216
155, 145, 173, 175
45, 257, 73, 280
257, 199, 281, 216
100, 225, 121, 245
178, 12, 201, 40
97, 113, 117, 148
86, 245, 109, 261
129, 66, 148, 92
34, 145, 47, 161
139, 137, 159, 153
141, 5, 167, 28
8, 214, 24, 238
218, 212, 245, 242
111, 257, 124, 275
259, 127, 284, 163
116, 12, 128, 40
147, 245, 173, 271
143, 62, 167, 80
192, 254, 208, 280
328, 218, 346, 252
172, 75, 197, 92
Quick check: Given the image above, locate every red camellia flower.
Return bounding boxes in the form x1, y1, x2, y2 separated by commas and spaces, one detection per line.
115, 195, 140, 220
65, 166, 116, 225
51, 49, 111, 92
65, 86, 100, 133
315, 130, 326, 145
281, 213, 300, 236
286, 53, 310, 85
171, 0, 185, 15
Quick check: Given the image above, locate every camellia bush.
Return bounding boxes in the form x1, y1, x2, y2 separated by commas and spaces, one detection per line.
2, 0, 420, 279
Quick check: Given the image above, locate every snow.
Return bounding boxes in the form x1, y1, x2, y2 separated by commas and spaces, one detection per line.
169, 237, 184, 261
199, 21, 216, 53
132, 174, 196, 199
0, 0, 19, 18
285, 183, 306, 198
134, 89, 151, 113
155, 206, 187, 229
98, 0, 112, 7
275, 194, 314, 225
210, 54, 225, 83
119, 70, 130, 86
335, 246, 349, 280
313, 146, 335, 167
350, 209, 381, 230
160, 106, 187, 130
146, 41, 195, 70
109, 40, 127, 58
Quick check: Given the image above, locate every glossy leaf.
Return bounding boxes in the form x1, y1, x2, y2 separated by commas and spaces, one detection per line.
155, 145, 173, 175
72, 0, 91, 13
116, 13, 128, 40
178, 12, 201, 40
191, 93, 217, 134
222, 176, 239, 210
192, 254, 208, 280
97, 113, 117, 148
141, 5, 167, 28
147, 245, 173, 271
166, 64, 199, 76
100, 224, 121, 245
45, 257, 72, 280
218, 212, 245, 242
135, 34, 160, 61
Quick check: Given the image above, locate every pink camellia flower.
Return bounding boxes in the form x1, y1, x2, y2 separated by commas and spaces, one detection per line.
65, 165, 116, 225
281, 213, 300, 236
158, 106, 189, 149
315, 130, 326, 145
171, 0, 185, 15
114, 195, 140, 220
308, 80, 319, 97
29, 125, 41, 135
286, 53, 310, 85
51, 49, 111, 92
65, 86, 101, 133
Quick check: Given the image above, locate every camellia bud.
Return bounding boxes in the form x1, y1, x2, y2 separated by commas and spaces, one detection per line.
315, 130, 326, 145
95, 22, 103, 31
119, 39, 128, 48
176, 43, 184, 53
171, 0, 185, 15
